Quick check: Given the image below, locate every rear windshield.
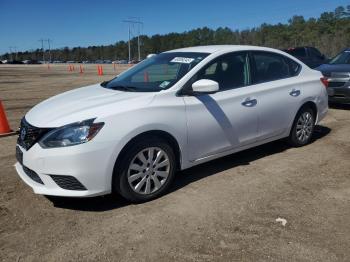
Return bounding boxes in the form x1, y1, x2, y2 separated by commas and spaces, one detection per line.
329, 50, 350, 65
286, 48, 306, 57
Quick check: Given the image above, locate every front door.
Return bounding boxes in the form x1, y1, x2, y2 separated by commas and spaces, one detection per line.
183, 52, 259, 161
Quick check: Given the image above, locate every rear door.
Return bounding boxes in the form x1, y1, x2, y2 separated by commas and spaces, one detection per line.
249, 51, 303, 141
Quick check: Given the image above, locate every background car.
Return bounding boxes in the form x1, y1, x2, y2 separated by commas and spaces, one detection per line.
7, 60, 23, 64
22, 59, 40, 64
283, 46, 327, 68
316, 48, 350, 104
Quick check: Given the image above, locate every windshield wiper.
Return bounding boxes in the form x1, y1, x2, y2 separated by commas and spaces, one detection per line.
108, 85, 138, 92
100, 80, 110, 87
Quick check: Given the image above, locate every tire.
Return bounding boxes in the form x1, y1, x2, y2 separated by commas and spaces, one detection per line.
113, 136, 176, 203
288, 106, 315, 147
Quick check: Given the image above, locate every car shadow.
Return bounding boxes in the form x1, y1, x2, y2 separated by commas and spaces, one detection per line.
45, 194, 130, 211
329, 103, 350, 110
171, 125, 331, 193
46, 125, 331, 212
196, 95, 239, 146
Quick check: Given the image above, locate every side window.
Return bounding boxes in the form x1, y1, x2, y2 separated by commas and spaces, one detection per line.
192, 52, 250, 91
251, 52, 292, 83
204, 63, 218, 76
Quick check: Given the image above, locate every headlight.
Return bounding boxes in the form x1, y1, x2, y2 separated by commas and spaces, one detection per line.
39, 118, 104, 148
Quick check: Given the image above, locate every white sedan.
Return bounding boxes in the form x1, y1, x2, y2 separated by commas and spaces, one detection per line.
15, 45, 328, 202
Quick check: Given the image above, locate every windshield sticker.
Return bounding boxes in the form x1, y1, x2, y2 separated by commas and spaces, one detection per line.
159, 81, 171, 88
170, 57, 195, 64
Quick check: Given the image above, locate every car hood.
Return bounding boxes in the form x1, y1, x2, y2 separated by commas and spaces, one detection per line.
25, 83, 156, 127
316, 64, 350, 76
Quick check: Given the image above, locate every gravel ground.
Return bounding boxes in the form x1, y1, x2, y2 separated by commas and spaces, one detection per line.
0, 64, 349, 262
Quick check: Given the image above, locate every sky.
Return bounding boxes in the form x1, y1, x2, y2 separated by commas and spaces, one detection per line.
0, 0, 348, 54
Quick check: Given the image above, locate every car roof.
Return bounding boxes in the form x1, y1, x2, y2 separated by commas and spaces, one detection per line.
165, 45, 283, 54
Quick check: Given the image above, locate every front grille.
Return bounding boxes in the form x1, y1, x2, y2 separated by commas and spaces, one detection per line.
334, 94, 346, 98
322, 71, 331, 77
50, 175, 87, 191
17, 118, 52, 150
328, 81, 346, 88
23, 165, 44, 184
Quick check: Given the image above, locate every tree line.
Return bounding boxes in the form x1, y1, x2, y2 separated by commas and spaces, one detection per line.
2, 5, 350, 62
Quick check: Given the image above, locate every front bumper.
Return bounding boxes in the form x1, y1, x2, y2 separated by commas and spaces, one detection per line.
328, 93, 350, 104
14, 141, 116, 197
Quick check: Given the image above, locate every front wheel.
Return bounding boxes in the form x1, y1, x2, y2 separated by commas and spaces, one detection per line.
113, 137, 176, 203
288, 107, 315, 147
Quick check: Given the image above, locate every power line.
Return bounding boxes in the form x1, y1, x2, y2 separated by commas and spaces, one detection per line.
122, 18, 143, 62
9, 46, 17, 61
46, 39, 52, 62
38, 39, 45, 63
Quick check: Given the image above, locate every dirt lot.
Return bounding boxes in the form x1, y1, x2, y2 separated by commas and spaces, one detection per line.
0, 64, 349, 262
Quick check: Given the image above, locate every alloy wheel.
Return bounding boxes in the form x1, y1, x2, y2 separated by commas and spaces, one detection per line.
295, 112, 313, 143
127, 147, 170, 195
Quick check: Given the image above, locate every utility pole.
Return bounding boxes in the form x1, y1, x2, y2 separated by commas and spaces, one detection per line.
9, 47, 13, 61
14, 47, 18, 61
9, 46, 17, 61
46, 39, 52, 62
128, 26, 131, 62
122, 18, 143, 62
38, 39, 45, 63
137, 21, 141, 61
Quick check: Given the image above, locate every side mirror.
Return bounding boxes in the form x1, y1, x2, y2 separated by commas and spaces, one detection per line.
191, 79, 219, 94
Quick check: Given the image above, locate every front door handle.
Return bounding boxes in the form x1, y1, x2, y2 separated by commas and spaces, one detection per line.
289, 89, 301, 97
242, 98, 257, 107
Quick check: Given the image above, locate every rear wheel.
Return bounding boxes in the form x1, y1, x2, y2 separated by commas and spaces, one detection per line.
113, 137, 176, 203
288, 107, 315, 147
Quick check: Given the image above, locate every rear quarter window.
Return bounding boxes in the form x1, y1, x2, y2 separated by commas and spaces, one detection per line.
286, 57, 301, 76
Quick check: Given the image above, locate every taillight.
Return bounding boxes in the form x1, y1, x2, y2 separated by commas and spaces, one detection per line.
320, 77, 329, 88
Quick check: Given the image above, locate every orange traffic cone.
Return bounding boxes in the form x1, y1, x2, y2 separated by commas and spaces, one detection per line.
0, 101, 12, 136
80, 65, 84, 74
144, 71, 149, 82
99, 65, 104, 75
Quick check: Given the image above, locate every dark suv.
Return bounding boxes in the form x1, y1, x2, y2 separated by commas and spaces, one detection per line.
283, 47, 327, 68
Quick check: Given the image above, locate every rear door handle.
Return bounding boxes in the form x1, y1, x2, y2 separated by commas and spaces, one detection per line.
242, 98, 257, 107
289, 89, 301, 97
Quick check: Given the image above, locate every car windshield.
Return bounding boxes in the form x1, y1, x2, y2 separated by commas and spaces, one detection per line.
103, 52, 209, 92
329, 50, 350, 65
